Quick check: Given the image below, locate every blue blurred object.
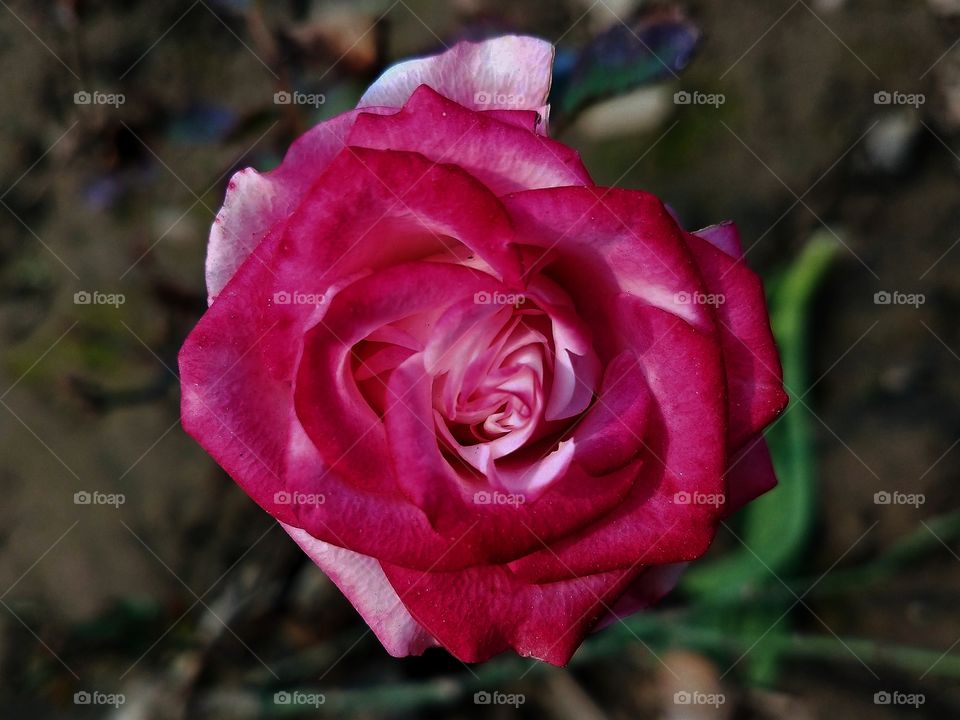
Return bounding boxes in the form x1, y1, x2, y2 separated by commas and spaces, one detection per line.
167, 104, 239, 145
551, 5, 700, 119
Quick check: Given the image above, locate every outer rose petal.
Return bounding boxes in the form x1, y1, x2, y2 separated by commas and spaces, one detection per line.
280, 523, 437, 656
206, 108, 391, 304
182, 226, 464, 571
349, 86, 591, 195
504, 187, 719, 355
724, 436, 778, 515
693, 220, 744, 258
683, 231, 788, 448
595, 563, 688, 630
482, 106, 551, 136
358, 36, 554, 114
380, 561, 641, 665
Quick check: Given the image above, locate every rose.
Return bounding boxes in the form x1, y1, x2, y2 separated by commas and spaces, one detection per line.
179, 35, 787, 665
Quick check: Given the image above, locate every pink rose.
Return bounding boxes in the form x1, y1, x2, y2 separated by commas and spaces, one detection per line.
179, 35, 787, 665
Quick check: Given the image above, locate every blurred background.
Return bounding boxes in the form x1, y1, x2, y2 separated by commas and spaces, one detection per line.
1, 0, 959, 717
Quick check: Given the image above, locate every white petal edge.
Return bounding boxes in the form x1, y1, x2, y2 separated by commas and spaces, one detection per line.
358, 35, 555, 115
281, 522, 438, 657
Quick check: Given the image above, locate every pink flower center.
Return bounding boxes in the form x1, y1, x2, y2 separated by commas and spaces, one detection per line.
349, 273, 601, 498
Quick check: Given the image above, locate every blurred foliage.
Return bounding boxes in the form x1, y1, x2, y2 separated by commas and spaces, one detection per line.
550, 5, 700, 126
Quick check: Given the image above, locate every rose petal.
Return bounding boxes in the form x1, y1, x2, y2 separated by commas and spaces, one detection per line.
350, 86, 589, 195
482, 106, 551, 136
206, 108, 392, 304
572, 352, 652, 476
501, 187, 730, 580
692, 220, 744, 258
295, 262, 502, 495
359, 35, 555, 114
381, 560, 641, 665
683, 231, 788, 448
594, 563, 688, 630
724, 435, 778, 516
508, 306, 727, 582
281, 523, 437, 656
485, 438, 576, 499
182, 232, 471, 571
525, 275, 600, 421
183, 148, 537, 573
382, 350, 638, 555
503, 186, 718, 356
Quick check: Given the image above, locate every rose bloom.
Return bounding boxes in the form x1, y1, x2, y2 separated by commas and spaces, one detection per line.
179, 36, 787, 665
